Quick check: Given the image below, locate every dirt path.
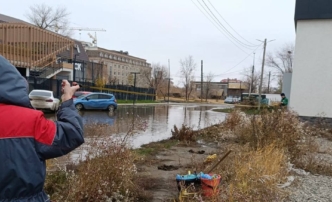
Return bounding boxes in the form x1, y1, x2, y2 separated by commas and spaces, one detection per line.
137, 142, 220, 201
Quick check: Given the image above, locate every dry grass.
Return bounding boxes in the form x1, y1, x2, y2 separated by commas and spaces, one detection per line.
44, 108, 332, 201
44, 118, 153, 201
194, 109, 324, 201
216, 144, 288, 201
221, 109, 315, 161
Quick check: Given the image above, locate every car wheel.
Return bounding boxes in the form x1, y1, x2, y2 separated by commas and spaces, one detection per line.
75, 104, 84, 111
108, 105, 115, 112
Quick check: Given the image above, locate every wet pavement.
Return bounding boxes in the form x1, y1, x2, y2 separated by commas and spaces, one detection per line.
45, 103, 229, 148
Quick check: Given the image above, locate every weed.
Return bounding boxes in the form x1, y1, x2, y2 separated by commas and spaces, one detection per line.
45, 116, 152, 201
197, 109, 323, 200
171, 124, 195, 142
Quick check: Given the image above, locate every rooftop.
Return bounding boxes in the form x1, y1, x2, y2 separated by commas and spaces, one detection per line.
0, 13, 31, 25
295, 0, 332, 22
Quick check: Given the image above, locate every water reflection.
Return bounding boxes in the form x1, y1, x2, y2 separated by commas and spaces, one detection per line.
44, 104, 227, 148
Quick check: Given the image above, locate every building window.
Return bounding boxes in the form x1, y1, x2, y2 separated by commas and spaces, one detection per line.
104, 54, 108, 58
109, 55, 112, 59
114, 72, 116, 75
118, 72, 120, 75
99, 52, 103, 57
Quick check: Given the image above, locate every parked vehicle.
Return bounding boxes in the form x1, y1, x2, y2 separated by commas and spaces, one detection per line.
74, 93, 117, 111
224, 96, 240, 104
241, 93, 269, 105
72, 91, 91, 99
29, 90, 60, 111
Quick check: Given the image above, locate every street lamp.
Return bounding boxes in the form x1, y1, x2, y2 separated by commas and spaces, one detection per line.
130, 72, 140, 105
288, 51, 293, 68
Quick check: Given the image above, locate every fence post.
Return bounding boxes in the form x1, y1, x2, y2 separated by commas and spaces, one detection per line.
91, 62, 94, 83
33, 77, 36, 90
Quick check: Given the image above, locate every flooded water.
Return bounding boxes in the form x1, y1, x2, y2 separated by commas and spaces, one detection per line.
45, 104, 228, 148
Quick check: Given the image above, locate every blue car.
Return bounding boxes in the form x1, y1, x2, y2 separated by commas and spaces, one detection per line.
73, 92, 118, 111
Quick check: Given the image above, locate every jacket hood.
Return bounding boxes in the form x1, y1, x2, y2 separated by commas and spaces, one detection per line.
0, 55, 33, 108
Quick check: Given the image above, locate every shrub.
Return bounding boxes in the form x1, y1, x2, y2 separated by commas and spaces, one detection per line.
45, 117, 152, 201
206, 109, 321, 200
170, 124, 195, 142
223, 109, 312, 161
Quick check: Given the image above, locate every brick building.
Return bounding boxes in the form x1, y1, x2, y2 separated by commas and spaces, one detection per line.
84, 43, 151, 88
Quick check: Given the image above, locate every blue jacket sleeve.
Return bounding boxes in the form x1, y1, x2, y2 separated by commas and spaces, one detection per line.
35, 99, 84, 160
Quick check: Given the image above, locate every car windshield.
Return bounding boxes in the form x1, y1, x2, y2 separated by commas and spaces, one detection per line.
30, 91, 52, 97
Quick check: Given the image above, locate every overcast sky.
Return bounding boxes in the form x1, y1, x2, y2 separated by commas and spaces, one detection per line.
1, 0, 296, 86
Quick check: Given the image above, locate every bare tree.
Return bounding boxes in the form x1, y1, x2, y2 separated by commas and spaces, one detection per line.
204, 72, 215, 101
25, 4, 72, 36
108, 76, 119, 85
242, 66, 260, 93
180, 56, 196, 101
127, 74, 134, 86
266, 43, 294, 74
141, 63, 168, 97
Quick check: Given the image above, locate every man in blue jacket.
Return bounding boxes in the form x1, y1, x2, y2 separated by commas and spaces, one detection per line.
0, 55, 85, 201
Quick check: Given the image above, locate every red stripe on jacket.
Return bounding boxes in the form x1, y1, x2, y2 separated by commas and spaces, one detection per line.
0, 104, 56, 145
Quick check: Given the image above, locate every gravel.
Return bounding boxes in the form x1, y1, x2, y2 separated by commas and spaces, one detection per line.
284, 136, 332, 202
286, 173, 332, 202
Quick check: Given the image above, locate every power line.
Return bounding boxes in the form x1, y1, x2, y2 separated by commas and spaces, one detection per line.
200, 0, 258, 49
216, 43, 263, 76
196, 0, 251, 50
206, 0, 259, 46
171, 69, 245, 79
171, 44, 262, 79
190, 0, 249, 54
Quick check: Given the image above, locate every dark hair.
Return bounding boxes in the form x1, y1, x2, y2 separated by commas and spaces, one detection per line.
281, 93, 285, 96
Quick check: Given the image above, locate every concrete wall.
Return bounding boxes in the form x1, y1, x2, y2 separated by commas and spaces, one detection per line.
290, 19, 332, 117
282, 73, 292, 102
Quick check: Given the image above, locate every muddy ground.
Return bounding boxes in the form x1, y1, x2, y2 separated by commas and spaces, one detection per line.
136, 134, 332, 202
136, 143, 220, 201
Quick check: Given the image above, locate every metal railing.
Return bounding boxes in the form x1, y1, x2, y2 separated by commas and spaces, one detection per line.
0, 23, 74, 68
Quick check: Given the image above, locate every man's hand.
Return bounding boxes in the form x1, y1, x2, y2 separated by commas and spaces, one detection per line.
61, 80, 80, 102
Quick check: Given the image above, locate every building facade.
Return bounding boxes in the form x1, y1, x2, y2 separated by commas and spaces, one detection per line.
290, 0, 332, 117
84, 44, 151, 88
192, 81, 227, 99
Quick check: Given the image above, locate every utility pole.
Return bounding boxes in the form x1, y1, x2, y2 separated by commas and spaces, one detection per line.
258, 39, 267, 110
249, 53, 255, 97
167, 59, 171, 104
267, 71, 271, 93
131, 72, 140, 105
201, 60, 203, 103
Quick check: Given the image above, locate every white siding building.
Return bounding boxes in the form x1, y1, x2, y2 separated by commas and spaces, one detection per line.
290, 0, 332, 117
